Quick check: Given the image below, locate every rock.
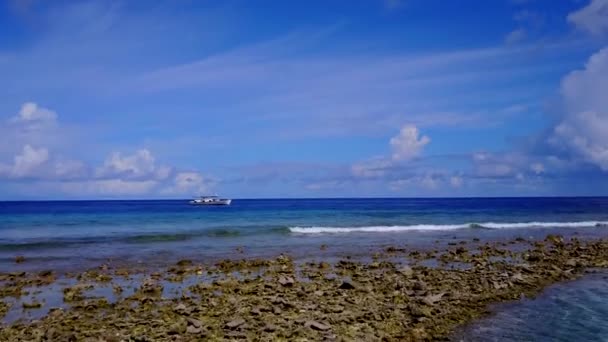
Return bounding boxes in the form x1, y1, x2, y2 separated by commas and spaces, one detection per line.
38, 270, 53, 277
278, 275, 295, 287
305, 320, 331, 331
399, 266, 414, 277
140, 277, 163, 294
186, 317, 203, 328
22, 301, 42, 309
186, 325, 202, 334
174, 303, 190, 314
339, 280, 356, 290
15, 255, 25, 263
112, 284, 123, 294
413, 280, 427, 291
546, 234, 564, 245
168, 320, 187, 335
511, 273, 525, 283
263, 323, 278, 332
176, 259, 193, 267
422, 292, 444, 306
409, 304, 432, 318
455, 247, 468, 254
565, 259, 578, 267
225, 318, 245, 329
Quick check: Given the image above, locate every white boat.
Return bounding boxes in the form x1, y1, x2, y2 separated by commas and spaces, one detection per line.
189, 196, 232, 206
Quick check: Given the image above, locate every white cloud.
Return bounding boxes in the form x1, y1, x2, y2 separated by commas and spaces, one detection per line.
0, 145, 50, 178
550, 47, 608, 170
96, 149, 171, 180
568, 0, 608, 36
351, 157, 392, 178
530, 162, 545, 174
390, 125, 430, 161
11, 102, 57, 124
450, 176, 463, 188
61, 179, 159, 196
54, 159, 89, 179
505, 28, 527, 44
162, 172, 210, 195
420, 174, 439, 189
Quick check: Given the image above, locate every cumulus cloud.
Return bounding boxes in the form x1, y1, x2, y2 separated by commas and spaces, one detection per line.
1, 102, 211, 197
11, 102, 57, 124
390, 125, 430, 161
568, 0, 608, 36
96, 149, 172, 180
0, 145, 49, 178
549, 48, 608, 170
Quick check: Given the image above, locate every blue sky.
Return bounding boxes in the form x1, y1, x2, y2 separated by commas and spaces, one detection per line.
1, 0, 608, 199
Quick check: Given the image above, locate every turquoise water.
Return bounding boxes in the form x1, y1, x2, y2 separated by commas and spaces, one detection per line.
2, 197, 608, 271
457, 271, 608, 341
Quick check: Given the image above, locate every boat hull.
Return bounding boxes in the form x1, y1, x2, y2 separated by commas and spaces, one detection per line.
189, 199, 232, 206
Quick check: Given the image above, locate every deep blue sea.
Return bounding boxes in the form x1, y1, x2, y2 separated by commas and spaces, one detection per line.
3, 197, 608, 340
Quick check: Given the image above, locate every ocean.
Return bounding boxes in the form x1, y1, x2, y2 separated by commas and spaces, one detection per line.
3, 197, 608, 340
2, 197, 608, 271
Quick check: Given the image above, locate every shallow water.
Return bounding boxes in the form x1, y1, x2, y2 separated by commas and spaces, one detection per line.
2, 198, 608, 272
456, 271, 608, 341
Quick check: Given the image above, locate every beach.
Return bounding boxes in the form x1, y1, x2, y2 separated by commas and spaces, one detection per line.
3, 198, 608, 340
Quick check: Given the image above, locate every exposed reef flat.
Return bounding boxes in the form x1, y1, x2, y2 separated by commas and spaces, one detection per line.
2, 235, 608, 341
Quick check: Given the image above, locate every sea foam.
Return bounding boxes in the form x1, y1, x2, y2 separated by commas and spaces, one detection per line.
288, 221, 608, 233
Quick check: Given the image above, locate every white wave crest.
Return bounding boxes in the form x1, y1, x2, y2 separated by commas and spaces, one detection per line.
288, 221, 608, 234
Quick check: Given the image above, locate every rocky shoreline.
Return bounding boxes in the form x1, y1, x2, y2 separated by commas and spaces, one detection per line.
2, 234, 608, 341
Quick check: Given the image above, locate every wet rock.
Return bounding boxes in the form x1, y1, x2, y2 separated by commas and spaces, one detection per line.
305, 320, 331, 331
546, 234, 564, 245
112, 284, 123, 294
176, 259, 193, 267
15, 255, 25, 263
339, 280, 356, 290
22, 301, 42, 309
140, 277, 163, 294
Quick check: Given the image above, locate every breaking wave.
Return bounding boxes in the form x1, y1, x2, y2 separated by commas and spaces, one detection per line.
289, 221, 608, 234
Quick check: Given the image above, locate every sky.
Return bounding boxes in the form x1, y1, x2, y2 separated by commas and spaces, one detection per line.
1, 0, 608, 199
